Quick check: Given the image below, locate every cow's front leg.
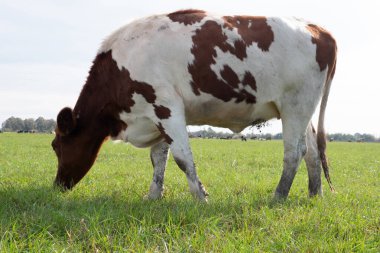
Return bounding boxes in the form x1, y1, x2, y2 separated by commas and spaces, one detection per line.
144, 141, 169, 200
156, 116, 208, 201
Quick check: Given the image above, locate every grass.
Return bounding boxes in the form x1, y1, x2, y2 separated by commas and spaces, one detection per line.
0, 133, 379, 252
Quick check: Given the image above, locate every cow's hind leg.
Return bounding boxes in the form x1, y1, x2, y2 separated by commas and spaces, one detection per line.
274, 76, 324, 199
275, 114, 310, 199
156, 115, 208, 201
145, 141, 169, 200
305, 123, 323, 197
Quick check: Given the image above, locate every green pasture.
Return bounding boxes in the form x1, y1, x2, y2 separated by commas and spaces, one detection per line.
0, 133, 379, 252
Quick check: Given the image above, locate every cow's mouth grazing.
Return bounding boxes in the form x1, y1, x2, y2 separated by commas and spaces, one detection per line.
54, 171, 75, 192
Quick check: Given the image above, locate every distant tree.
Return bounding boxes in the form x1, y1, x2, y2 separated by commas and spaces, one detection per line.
1, 117, 24, 131
43, 119, 56, 132
35, 117, 46, 132
24, 118, 35, 131
354, 133, 376, 142
264, 133, 272, 140
328, 133, 355, 142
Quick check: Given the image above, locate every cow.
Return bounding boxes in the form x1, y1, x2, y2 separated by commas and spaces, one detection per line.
52, 9, 337, 201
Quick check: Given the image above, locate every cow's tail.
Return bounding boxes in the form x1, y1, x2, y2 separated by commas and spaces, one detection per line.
317, 57, 337, 193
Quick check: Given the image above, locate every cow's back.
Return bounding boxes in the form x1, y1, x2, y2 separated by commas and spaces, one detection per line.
98, 10, 334, 132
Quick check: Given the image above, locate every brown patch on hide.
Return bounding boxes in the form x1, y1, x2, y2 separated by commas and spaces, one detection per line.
167, 9, 206, 25
188, 20, 258, 104
220, 65, 239, 88
75, 51, 158, 116
242, 71, 257, 91
156, 123, 173, 144
306, 24, 337, 80
223, 16, 274, 51
154, 104, 171, 119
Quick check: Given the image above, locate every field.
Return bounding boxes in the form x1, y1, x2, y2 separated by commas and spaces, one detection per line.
0, 133, 379, 252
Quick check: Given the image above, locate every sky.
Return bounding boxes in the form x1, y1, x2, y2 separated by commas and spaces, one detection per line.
1, 0, 379, 136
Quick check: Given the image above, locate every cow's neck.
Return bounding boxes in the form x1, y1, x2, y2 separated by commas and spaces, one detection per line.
73, 51, 126, 137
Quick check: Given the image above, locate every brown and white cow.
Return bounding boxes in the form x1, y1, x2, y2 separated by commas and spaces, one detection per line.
52, 10, 336, 200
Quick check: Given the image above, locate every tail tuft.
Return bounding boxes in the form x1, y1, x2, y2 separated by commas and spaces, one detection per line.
317, 134, 335, 192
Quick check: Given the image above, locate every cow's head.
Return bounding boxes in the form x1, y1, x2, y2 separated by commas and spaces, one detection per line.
52, 107, 107, 191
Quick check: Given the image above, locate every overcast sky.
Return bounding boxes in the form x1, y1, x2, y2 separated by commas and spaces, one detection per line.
1, 0, 379, 135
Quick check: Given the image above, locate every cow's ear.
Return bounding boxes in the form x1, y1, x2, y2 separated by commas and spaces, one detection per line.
57, 107, 76, 136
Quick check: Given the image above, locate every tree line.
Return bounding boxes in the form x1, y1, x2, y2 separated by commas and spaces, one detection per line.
188, 127, 380, 142
1, 117, 379, 142
328, 133, 378, 142
188, 127, 283, 140
1, 117, 56, 133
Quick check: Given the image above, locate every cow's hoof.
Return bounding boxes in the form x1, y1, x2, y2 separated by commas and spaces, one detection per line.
143, 194, 162, 201
189, 189, 208, 202
144, 183, 164, 200
143, 191, 164, 200
308, 190, 323, 198
199, 193, 209, 202
192, 190, 209, 203
273, 191, 288, 201
143, 190, 164, 200
195, 195, 208, 203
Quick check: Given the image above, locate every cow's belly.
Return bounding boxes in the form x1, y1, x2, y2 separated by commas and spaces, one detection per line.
113, 116, 163, 148
185, 100, 280, 133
